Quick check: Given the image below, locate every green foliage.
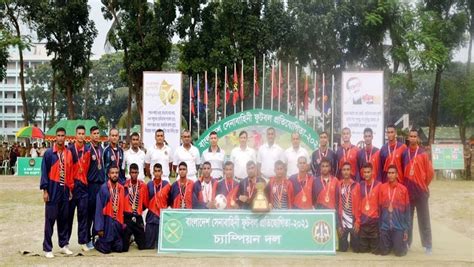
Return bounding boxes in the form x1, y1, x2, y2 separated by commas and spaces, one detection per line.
30, 0, 97, 119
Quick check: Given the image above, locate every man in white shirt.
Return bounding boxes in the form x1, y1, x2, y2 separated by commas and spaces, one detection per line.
201, 131, 225, 179
173, 130, 201, 181
30, 143, 39, 158
230, 131, 257, 181
145, 129, 172, 182
284, 132, 310, 177
123, 132, 146, 180
257, 127, 284, 180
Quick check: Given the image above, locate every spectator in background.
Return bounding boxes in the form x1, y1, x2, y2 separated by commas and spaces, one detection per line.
9, 143, 18, 174
39, 142, 48, 157
30, 143, 39, 158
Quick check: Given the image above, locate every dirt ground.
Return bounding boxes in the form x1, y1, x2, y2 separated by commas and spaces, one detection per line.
0, 176, 472, 266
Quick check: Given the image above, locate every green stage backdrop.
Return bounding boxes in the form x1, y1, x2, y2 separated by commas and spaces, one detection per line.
195, 109, 320, 154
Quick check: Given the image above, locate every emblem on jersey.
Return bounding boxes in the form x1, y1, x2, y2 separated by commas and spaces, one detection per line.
312, 220, 331, 244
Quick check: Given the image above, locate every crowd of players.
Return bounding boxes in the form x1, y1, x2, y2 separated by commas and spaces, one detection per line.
40, 125, 433, 258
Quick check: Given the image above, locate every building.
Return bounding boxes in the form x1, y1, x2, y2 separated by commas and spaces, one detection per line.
1, 43, 52, 141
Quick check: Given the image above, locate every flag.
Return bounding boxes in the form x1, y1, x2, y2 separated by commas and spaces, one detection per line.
278, 62, 283, 98
190, 78, 195, 115
314, 72, 318, 110
204, 72, 209, 106
271, 65, 277, 99
233, 63, 239, 106
225, 71, 231, 103
216, 76, 221, 108
304, 75, 309, 112
254, 59, 259, 97
240, 61, 244, 100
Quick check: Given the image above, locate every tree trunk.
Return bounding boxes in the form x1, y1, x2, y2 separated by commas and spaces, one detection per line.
126, 84, 132, 143
11, 17, 29, 126
50, 70, 56, 128
66, 79, 75, 119
428, 65, 443, 145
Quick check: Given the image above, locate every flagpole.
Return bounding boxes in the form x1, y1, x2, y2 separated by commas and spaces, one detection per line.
331, 74, 335, 148
262, 54, 265, 110
313, 71, 317, 129
197, 73, 200, 138
253, 57, 256, 109
205, 70, 209, 130
270, 63, 274, 111
322, 73, 325, 132
189, 76, 192, 132
215, 68, 218, 122
287, 62, 290, 114
224, 66, 227, 118
304, 74, 308, 122
233, 62, 237, 115
278, 60, 281, 112
241, 59, 244, 112
295, 65, 298, 119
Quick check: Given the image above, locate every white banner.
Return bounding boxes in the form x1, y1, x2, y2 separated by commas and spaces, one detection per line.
341, 71, 384, 148
143, 72, 182, 152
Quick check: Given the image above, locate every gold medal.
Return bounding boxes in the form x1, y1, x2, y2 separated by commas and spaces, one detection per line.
60, 170, 65, 177
365, 203, 370, 211
181, 198, 186, 208
409, 167, 414, 176
79, 168, 83, 174
325, 195, 330, 203
98, 164, 102, 170
302, 195, 307, 203
231, 200, 235, 207
345, 202, 349, 209
113, 205, 118, 212
388, 204, 394, 212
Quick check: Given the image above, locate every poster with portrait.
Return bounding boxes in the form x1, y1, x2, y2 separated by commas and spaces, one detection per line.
143, 72, 182, 152
341, 72, 384, 147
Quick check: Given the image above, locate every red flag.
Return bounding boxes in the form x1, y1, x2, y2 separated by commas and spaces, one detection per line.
190, 79, 195, 115
254, 61, 259, 97
216, 77, 221, 108
233, 64, 239, 105
204, 73, 208, 106
225, 72, 231, 103
304, 75, 309, 111
314, 73, 318, 110
272, 65, 277, 99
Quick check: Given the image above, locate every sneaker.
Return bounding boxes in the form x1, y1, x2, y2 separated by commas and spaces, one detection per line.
86, 241, 95, 250
59, 245, 73, 255
81, 244, 90, 252
45, 251, 54, 258
424, 247, 432, 255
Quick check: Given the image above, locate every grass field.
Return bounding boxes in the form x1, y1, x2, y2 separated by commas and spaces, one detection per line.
0, 176, 472, 266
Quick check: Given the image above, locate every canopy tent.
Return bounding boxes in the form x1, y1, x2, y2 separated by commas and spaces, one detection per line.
45, 119, 108, 142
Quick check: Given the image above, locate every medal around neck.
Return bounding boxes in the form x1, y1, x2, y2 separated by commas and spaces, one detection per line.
252, 182, 270, 212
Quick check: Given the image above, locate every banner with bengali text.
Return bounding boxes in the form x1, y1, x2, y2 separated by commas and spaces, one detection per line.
159, 210, 336, 254
341, 71, 384, 147
143, 72, 182, 152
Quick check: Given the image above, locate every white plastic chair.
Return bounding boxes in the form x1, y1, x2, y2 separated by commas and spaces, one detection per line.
0, 160, 9, 175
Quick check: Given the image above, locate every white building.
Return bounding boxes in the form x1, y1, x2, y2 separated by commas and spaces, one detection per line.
1, 43, 52, 141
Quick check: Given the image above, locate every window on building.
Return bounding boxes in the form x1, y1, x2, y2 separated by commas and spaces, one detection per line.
5, 121, 16, 129
7, 62, 16, 70
6, 77, 16, 84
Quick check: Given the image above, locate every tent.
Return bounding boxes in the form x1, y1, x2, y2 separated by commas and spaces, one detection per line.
45, 119, 108, 142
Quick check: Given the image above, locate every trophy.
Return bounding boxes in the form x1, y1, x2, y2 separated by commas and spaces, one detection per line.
252, 182, 270, 212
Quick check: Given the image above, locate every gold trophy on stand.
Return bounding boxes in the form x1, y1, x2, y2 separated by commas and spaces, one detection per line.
252, 182, 270, 212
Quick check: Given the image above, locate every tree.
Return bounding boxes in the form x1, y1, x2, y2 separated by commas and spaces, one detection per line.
102, 0, 176, 133
30, 0, 97, 119
441, 62, 474, 179
26, 64, 52, 130
2, 0, 33, 126
411, 1, 468, 145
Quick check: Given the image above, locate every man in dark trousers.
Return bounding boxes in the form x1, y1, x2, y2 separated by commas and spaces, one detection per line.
402, 129, 434, 255
40, 127, 74, 258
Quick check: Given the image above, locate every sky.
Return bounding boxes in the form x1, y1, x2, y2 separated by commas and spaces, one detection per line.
89, 0, 470, 62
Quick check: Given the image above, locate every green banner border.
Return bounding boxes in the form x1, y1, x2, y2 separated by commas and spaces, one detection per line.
195, 109, 320, 153
158, 209, 336, 255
